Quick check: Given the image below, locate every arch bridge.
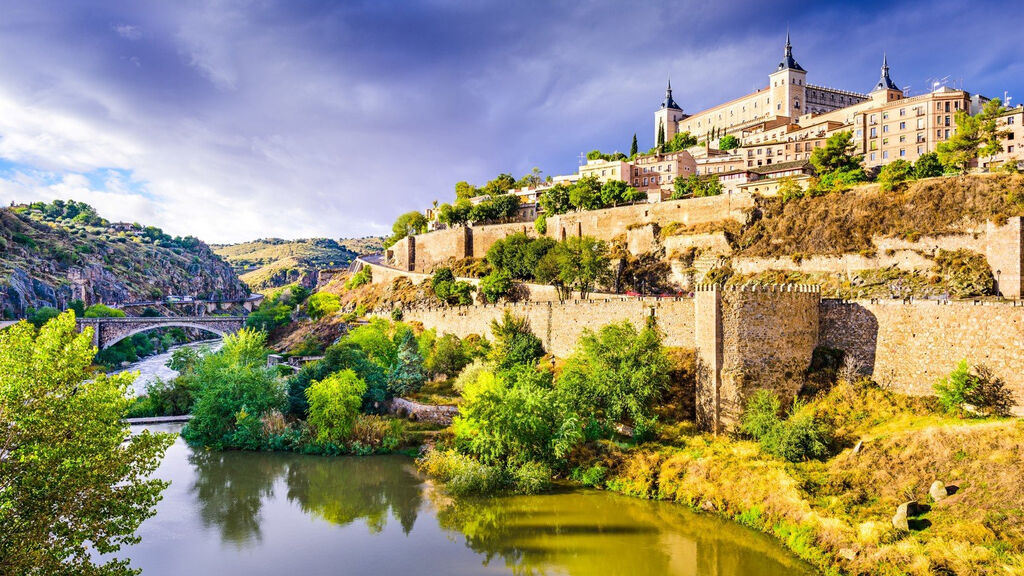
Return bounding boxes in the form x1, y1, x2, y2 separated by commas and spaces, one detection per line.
77, 316, 245, 349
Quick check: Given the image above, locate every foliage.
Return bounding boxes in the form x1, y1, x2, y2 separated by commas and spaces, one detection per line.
417, 449, 508, 495
389, 330, 425, 396
586, 150, 627, 162
181, 329, 287, 450
538, 182, 572, 215
877, 159, 915, 191
26, 305, 60, 327
84, 303, 126, 318
246, 290, 295, 332
777, 176, 804, 202
937, 98, 1007, 174
424, 333, 470, 379
673, 174, 723, 198
346, 266, 372, 289
287, 340, 388, 417
718, 134, 740, 151
489, 311, 545, 372
453, 366, 581, 472
384, 211, 428, 248
306, 369, 367, 444
536, 236, 611, 299
934, 360, 1013, 417
486, 233, 556, 281
568, 175, 604, 211
630, 133, 639, 157
557, 321, 670, 440
663, 131, 697, 153
0, 313, 172, 575
933, 249, 994, 297
741, 390, 831, 462
479, 269, 513, 303
533, 214, 547, 234
306, 291, 341, 320
913, 152, 944, 178
430, 266, 476, 305
808, 131, 865, 194
138, 376, 197, 416
468, 193, 520, 223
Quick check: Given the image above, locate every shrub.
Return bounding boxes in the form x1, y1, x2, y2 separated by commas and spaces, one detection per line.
349, 414, 405, 452
534, 215, 547, 234
306, 292, 341, 320
417, 449, 508, 495
934, 360, 1013, 418
83, 303, 125, 318
489, 311, 545, 372
511, 460, 552, 494
742, 390, 831, 462
570, 464, 608, 487
389, 330, 425, 396
26, 306, 61, 328
346, 267, 372, 289
426, 333, 469, 379
877, 159, 915, 192
306, 369, 367, 444
144, 377, 196, 416
933, 249, 994, 298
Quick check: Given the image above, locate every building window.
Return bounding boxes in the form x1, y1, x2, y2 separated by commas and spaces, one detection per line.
899, 122, 906, 130
900, 149, 906, 157
899, 108, 906, 116
1009, 117, 1016, 125
945, 129, 950, 139
945, 116, 951, 126
882, 151, 889, 159
917, 146, 924, 154
917, 118, 925, 129
643, 178, 648, 185
856, 129, 863, 137
1009, 145, 1015, 153
945, 102, 950, 112
870, 152, 876, 161
883, 125, 889, 133
870, 127, 877, 138
937, 129, 942, 138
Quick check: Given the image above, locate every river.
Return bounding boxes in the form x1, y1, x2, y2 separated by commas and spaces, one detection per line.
118, 424, 813, 576
115, 339, 222, 395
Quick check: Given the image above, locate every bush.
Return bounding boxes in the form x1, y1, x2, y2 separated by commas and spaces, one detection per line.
877, 159, 915, 192
426, 333, 469, 380
83, 303, 125, 318
933, 249, 994, 298
346, 267, 371, 289
431, 267, 475, 305
534, 215, 547, 234
741, 390, 831, 462
306, 369, 368, 444
306, 292, 341, 320
26, 306, 61, 328
144, 377, 196, 416
510, 460, 552, 494
349, 414, 405, 452
934, 360, 1013, 418
570, 464, 608, 487
489, 311, 545, 372
417, 449, 508, 496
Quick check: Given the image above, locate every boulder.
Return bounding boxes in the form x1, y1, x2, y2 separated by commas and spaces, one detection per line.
929, 480, 948, 502
892, 501, 914, 531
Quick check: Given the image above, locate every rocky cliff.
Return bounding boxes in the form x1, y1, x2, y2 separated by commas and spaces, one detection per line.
213, 237, 382, 291
0, 201, 246, 319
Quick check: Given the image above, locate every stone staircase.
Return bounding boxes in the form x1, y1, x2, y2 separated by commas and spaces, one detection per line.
692, 252, 728, 282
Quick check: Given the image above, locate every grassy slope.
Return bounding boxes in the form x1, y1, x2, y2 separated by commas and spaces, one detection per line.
213, 237, 375, 291
605, 381, 1024, 576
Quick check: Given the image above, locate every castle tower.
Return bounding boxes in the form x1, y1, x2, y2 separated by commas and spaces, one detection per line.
870, 53, 903, 103
768, 31, 807, 122
653, 78, 685, 148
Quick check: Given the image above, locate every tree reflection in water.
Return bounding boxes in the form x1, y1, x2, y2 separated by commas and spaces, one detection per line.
429, 486, 812, 576
189, 451, 422, 546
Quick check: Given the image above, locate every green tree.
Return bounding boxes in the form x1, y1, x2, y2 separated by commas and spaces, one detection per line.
539, 236, 611, 299
810, 131, 864, 175
482, 173, 517, 196
937, 98, 1007, 174
934, 359, 976, 417
719, 134, 740, 151
630, 133, 639, 157
425, 333, 469, 379
181, 329, 286, 450
694, 175, 724, 197
453, 366, 581, 468
480, 269, 513, 303
557, 321, 669, 439
777, 176, 804, 202
306, 292, 341, 320
306, 369, 366, 444
538, 182, 572, 215
914, 152, 944, 178
663, 131, 697, 153
84, 303, 126, 318
26, 306, 61, 327
657, 122, 665, 149
455, 181, 477, 201
877, 159, 915, 191
489, 311, 545, 372
67, 298, 86, 318
0, 313, 172, 575
385, 211, 428, 248
568, 175, 604, 211
389, 330, 425, 396
486, 233, 555, 280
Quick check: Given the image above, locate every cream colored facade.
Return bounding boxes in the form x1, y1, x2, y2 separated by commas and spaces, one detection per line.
983, 107, 1024, 169
579, 150, 696, 195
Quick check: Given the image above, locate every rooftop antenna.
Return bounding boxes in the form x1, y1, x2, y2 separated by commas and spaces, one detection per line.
1004, 91, 1013, 107
578, 152, 587, 166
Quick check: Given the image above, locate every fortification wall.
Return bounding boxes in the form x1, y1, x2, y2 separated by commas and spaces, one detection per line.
664, 232, 733, 257
820, 299, 1024, 411
411, 226, 470, 273
400, 298, 696, 358
985, 218, 1024, 299
732, 251, 936, 276
468, 222, 537, 259
545, 192, 754, 244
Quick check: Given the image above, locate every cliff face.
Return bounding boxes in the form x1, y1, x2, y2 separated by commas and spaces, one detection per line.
0, 202, 247, 319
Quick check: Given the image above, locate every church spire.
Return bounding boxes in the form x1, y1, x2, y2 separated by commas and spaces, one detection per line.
776, 30, 805, 72
872, 52, 899, 92
661, 76, 681, 110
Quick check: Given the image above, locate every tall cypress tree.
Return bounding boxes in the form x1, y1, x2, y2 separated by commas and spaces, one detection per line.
630, 133, 638, 157
657, 123, 665, 149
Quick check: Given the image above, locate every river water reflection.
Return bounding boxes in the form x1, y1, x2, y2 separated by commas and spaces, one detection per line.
122, 425, 813, 575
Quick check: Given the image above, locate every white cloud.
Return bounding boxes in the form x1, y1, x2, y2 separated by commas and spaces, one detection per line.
113, 23, 142, 40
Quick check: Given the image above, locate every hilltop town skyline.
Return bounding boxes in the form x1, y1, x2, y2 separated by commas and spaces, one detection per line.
0, 1, 1019, 243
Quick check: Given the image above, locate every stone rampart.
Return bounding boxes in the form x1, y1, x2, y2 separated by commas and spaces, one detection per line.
820, 298, 1024, 412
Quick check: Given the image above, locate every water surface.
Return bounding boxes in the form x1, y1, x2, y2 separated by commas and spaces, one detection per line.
120, 425, 813, 576
115, 339, 222, 395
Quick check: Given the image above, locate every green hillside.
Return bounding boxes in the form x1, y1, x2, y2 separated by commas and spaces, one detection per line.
214, 237, 382, 291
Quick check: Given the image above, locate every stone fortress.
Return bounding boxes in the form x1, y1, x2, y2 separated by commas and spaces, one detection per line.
366, 35, 1024, 429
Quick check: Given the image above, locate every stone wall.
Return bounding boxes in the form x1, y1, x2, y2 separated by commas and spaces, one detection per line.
400, 297, 696, 358
985, 218, 1024, 299
820, 299, 1024, 412
388, 397, 459, 426
545, 192, 753, 244
468, 222, 537, 259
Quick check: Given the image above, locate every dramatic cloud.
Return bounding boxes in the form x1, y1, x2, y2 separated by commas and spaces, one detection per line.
0, 0, 1019, 243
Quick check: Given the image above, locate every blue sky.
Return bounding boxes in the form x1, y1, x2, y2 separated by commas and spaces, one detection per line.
0, 0, 1020, 243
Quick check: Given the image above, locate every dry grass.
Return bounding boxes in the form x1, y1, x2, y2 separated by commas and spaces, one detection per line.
737, 173, 1024, 258
601, 380, 1024, 575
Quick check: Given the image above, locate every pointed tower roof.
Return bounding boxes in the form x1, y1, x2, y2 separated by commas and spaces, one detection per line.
776, 30, 805, 72
872, 53, 899, 92
661, 77, 681, 110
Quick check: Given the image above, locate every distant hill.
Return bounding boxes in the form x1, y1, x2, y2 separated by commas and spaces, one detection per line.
0, 200, 246, 320
213, 236, 383, 291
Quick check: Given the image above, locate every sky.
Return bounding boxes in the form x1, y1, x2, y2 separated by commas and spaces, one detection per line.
0, 0, 1020, 244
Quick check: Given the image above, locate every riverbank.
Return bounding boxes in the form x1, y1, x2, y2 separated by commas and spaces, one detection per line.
592, 380, 1024, 576
112, 338, 222, 395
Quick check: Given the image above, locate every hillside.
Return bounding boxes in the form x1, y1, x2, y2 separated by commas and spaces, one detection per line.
0, 200, 246, 320
213, 236, 382, 291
